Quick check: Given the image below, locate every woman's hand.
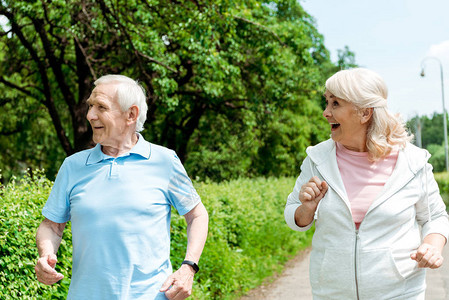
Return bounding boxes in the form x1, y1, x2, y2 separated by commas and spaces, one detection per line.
411, 243, 444, 269
294, 176, 328, 227
299, 176, 328, 212
411, 233, 446, 269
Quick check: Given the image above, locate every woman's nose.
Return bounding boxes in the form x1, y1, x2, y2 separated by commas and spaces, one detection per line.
323, 106, 331, 118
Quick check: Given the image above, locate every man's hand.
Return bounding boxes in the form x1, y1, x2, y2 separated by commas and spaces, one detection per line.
411, 243, 444, 269
35, 253, 64, 285
160, 264, 195, 300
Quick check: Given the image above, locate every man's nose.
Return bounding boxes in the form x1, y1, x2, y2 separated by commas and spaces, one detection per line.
86, 107, 97, 121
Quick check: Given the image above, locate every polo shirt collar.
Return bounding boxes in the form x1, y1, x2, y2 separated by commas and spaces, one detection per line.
130, 133, 151, 159
86, 133, 151, 165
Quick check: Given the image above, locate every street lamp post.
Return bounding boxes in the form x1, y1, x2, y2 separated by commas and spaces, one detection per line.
420, 56, 449, 172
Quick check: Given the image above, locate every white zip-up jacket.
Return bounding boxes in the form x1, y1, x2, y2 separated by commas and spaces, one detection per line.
285, 139, 449, 300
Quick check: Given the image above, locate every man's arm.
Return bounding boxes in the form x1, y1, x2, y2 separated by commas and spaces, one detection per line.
160, 202, 208, 300
35, 218, 66, 285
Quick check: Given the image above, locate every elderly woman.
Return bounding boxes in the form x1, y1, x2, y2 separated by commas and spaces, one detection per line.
285, 68, 449, 299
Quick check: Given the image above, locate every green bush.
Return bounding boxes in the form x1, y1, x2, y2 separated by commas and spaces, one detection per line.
434, 172, 449, 208
0, 170, 72, 299
428, 144, 446, 173
0, 172, 312, 299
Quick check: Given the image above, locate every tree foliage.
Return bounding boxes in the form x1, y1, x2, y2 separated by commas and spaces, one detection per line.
336, 45, 357, 70
408, 113, 448, 148
407, 112, 449, 172
0, 0, 336, 181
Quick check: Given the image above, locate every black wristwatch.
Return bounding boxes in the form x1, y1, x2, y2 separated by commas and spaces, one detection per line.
181, 260, 199, 273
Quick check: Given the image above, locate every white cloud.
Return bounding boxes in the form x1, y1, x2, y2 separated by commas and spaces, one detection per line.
426, 40, 449, 66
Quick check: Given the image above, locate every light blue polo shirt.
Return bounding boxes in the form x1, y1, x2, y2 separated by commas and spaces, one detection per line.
42, 134, 201, 299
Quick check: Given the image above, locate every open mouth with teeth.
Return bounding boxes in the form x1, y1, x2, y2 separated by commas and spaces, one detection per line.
330, 123, 341, 129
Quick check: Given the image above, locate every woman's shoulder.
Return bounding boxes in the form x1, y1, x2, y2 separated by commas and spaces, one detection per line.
403, 142, 429, 157
401, 142, 430, 171
305, 139, 335, 164
306, 139, 335, 154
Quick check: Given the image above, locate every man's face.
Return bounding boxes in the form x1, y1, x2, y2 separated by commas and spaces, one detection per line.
86, 83, 129, 146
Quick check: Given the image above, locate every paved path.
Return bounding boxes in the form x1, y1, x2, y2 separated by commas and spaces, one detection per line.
242, 245, 449, 300
426, 244, 449, 300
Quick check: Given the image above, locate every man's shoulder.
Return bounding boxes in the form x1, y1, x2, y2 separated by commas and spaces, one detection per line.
63, 147, 97, 166
149, 143, 177, 159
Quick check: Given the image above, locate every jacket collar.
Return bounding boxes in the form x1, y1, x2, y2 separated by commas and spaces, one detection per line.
307, 139, 350, 208
370, 143, 429, 211
306, 140, 430, 212
85, 133, 151, 165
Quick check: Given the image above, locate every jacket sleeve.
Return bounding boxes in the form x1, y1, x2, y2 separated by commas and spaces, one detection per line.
284, 155, 315, 232
416, 162, 449, 242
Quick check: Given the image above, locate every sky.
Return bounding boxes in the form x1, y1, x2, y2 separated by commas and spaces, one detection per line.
300, 0, 449, 121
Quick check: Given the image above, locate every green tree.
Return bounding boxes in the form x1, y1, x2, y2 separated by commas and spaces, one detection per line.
427, 143, 446, 172
407, 113, 449, 172
336, 45, 357, 70
408, 113, 448, 148
0, 0, 335, 181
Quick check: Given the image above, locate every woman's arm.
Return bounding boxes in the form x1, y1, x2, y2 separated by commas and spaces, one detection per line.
411, 233, 446, 269
294, 176, 328, 227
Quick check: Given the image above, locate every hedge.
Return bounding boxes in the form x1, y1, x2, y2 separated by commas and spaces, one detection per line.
435, 171, 449, 207
0, 170, 72, 299
0, 171, 312, 299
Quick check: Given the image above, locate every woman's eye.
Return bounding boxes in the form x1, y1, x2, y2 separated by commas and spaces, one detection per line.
332, 101, 339, 106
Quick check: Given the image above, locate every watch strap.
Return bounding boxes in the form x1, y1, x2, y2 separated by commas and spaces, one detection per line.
181, 260, 199, 273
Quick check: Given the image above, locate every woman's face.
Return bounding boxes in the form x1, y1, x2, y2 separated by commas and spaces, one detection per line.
323, 91, 370, 152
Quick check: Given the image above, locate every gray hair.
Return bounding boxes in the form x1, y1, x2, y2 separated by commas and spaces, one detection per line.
94, 74, 148, 132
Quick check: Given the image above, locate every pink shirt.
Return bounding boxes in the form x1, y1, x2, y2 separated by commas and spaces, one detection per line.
336, 142, 399, 228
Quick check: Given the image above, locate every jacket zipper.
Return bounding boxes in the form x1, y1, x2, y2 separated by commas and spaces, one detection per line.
354, 230, 360, 300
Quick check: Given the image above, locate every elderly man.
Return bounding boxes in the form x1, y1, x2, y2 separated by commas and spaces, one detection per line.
34, 75, 208, 299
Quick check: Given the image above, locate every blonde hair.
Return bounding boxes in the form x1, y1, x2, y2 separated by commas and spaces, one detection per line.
325, 68, 412, 160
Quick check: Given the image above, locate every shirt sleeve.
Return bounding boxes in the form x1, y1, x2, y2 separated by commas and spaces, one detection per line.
42, 159, 71, 223
284, 155, 315, 232
416, 162, 449, 241
167, 152, 201, 216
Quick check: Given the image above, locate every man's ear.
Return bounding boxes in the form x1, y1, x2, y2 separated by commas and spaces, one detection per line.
127, 105, 139, 125
360, 107, 373, 124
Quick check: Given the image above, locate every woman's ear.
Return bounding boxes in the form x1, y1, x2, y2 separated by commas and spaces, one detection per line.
127, 105, 139, 125
360, 107, 373, 124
